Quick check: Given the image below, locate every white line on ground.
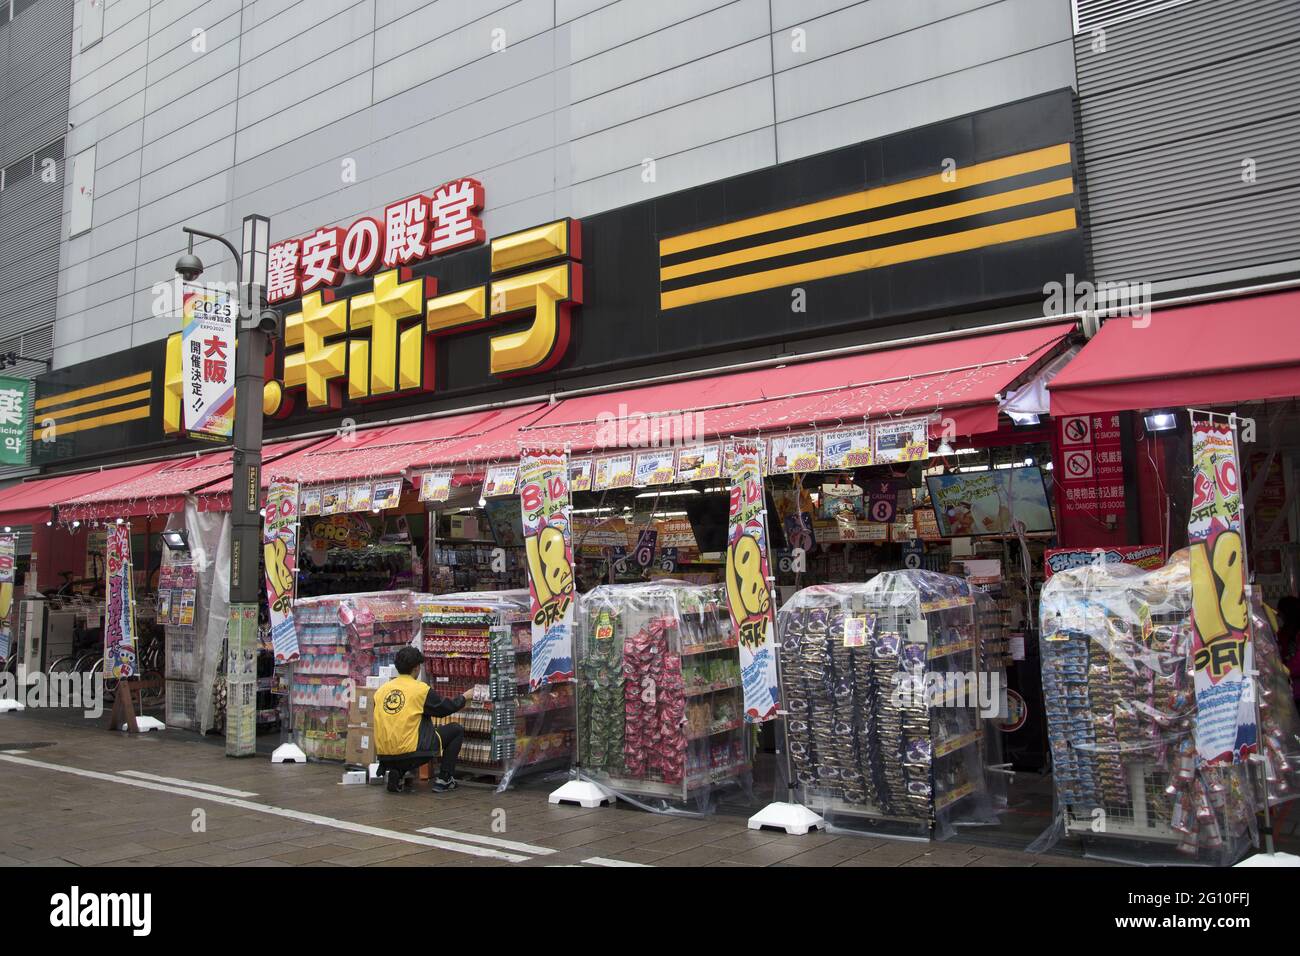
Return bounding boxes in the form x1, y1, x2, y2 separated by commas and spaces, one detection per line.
415, 826, 557, 855
583, 856, 650, 867
118, 770, 259, 798
1, 749, 27, 754
0, 754, 526, 863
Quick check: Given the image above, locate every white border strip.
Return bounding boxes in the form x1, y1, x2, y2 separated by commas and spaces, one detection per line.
583, 856, 650, 867
416, 826, 556, 855
118, 770, 259, 798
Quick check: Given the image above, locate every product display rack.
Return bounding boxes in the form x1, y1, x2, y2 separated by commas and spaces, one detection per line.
777, 570, 1006, 837
420, 590, 573, 783
574, 581, 751, 804
1037, 558, 1260, 862
289, 590, 421, 762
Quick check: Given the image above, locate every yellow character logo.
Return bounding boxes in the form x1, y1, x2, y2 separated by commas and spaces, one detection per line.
527, 525, 573, 608
264, 538, 294, 597
727, 533, 770, 626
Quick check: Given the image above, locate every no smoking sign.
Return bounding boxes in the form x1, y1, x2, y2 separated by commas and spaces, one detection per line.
1064, 449, 1093, 479
1061, 415, 1091, 446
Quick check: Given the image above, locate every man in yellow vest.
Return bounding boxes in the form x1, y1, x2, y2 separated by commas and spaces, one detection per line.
375, 646, 467, 793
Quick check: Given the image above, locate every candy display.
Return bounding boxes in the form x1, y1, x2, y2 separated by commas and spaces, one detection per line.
574, 581, 751, 806
776, 570, 1007, 837
420, 590, 574, 787
1035, 551, 1299, 862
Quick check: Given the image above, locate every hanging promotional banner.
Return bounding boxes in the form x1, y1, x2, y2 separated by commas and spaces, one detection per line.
633, 449, 676, 487
181, 283, 237, 440
419, 469, 453, 502
821, 425, 873, 469
483, 463, 519, 497
675, 443, 721, 483
0, 534, 13, 661
593, 453, 633, 490
104, 525, 138, 678
263, 480, 301, 662
0, 377, 31, 466
519, 451, 576, 688
725, 440, 780, 722
568, 459, 593, 492
1043, 544, 1164, 578
768, 433, 820, 474
372, 478, 403, 509
873, 417, 929, 464
300, 488, 322, 515
1188, 420, 1256, 765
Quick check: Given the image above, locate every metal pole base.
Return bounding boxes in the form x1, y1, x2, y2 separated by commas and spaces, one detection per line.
271, 742, 307, 764
1235, 851, 1300, 867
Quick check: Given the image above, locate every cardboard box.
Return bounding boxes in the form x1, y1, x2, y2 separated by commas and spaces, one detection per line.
344, 726, 376, 767
348, 687, 376, 727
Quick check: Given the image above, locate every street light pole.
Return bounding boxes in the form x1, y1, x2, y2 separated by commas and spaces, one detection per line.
177, 214, 272, 758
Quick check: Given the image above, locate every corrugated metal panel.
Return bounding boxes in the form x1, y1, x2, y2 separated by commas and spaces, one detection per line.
1072, 0, 1196, 32
0, 0, 71, 361
1075, 0, 1300, 284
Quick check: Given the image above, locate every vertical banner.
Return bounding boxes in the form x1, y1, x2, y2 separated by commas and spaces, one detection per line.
519, 451, 576, 688
104, 525, 137, 678
0, 534, 14, 661
1188, 419, 1257, 765
725, 441, 780, 722
0, 376, 31, 465
263, 480, 301, 662
181, 283, 237, 439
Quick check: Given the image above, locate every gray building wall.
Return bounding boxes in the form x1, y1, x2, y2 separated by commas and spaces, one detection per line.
1072, 0, 1300, 291
0, 0, 73, 478
53, 0, 1078, 369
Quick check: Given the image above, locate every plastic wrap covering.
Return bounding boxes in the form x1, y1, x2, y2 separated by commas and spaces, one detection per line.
417, 590, 574, 791
1035, 554, 1274, 863
290, 590, 421, 761
776, 570, 1006, 839
1251, 594, 1300, 806
571, 580, 753, 812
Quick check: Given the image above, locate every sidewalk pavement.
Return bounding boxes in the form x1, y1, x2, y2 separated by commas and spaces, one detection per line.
0, 711, 1103, 868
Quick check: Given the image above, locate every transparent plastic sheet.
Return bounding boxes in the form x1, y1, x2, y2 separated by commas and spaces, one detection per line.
776, 570, 1006, 841
1032, 554, 1258, 864
1248, 593, 1300, 808
416, 590, 575, 793
568, 580, 755, 815
183, 503, 230, 734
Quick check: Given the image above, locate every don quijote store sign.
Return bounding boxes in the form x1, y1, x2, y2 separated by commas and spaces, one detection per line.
32, 91, 1089, 466
159, 177, 582, 433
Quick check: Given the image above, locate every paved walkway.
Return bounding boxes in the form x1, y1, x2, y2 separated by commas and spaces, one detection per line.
0, 712, 1101, 867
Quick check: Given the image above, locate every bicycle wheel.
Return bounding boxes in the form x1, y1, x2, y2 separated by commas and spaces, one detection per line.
48, 656, 75, 674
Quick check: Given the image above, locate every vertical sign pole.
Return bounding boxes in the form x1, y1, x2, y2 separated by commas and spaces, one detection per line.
227, 214, 270, 757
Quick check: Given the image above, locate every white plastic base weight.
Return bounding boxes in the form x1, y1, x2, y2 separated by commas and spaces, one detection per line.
271, 743, 307, 764
121, 715, 165, 732
549, 779, 611, 808
0, 699, 24, 713
748, 801, 825, 835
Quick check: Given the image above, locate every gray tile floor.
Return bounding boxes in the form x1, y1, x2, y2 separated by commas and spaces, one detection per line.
0, 711, 1114, 867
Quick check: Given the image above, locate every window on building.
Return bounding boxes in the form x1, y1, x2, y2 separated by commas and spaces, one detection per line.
2, 157, 33, 189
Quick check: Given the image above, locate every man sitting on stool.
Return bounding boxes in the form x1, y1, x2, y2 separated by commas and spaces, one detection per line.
374, 646, 466, 793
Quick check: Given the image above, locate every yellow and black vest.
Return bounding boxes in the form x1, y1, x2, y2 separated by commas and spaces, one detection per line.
373, 674, 430, 756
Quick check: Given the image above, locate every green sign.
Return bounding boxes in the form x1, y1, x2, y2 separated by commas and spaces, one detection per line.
0, 377, 30, 466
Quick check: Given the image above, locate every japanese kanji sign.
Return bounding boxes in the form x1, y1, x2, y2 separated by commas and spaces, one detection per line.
1187, 419, 1257, 766
262, 480, 300, 663
181, 283, 236, 439
0, 376, 30, 466
519, 451, 575, 688
725, 440, 780, 722
0, 534, 13, 662
104, 525, 137, 679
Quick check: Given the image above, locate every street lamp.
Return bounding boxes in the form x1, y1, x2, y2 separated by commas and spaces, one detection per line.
176, 214, 275, 758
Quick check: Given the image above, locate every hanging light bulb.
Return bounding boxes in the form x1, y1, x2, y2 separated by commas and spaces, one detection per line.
72, 520, 81, 529
936, 440, 955, 457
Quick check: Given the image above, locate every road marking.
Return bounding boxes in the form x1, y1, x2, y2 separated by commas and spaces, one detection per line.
118, 770, 258, 798
1, 749, 27, 754
583, 856, 650, 867
416, 826, 556, 855
0, 753, 526, 863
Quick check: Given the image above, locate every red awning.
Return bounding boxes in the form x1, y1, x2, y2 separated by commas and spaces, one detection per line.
195, 405, 548, 509
1049, 290, 1300, 417
58, 437, 324, 521
509, 323, 1076, 454
0, 461, 172, 527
